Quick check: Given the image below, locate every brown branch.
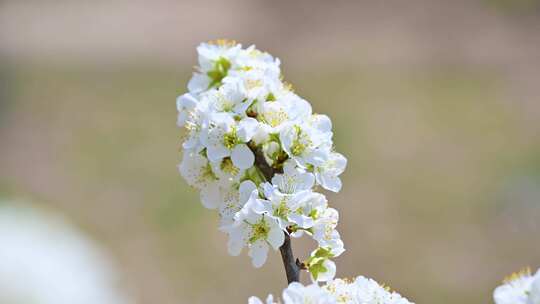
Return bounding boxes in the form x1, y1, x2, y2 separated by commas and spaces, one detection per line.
250, 143, 280, 180
279, 232, 301, 284
250, 144, 301, 284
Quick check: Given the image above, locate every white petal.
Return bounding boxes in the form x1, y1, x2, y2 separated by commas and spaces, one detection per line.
178, 151, 203, 188
200, 183, 221, 209
177, 112, 188, 127
267, 225, 285, 250
182, 135, 199, 150
251, 123, 271, 145
241, 201, 263, 224
276, 218, 290, 231
288, 190, 312, 209
231, 144, 255, 169
318, 173, 342, 192
248, 297, 263, 304
310, 193, 328, 210
327, 237, 345, 257
288, 213, 314, 229
311, 114, 332, 133
176, 93, 198, 111
282, 283, 306, 303
332, 152, 347, 174
529, 275, 540, 304
206, 144, 230, 162
237, 117, 259, 141
291, 230, 304, 238
227, 226, 246, 256
239, 180, 257, 203
233, 99, 252, 115
249, 239, 269, 268
281, 159, 297, 175
299, 173, 315, 191
279, 123, 296, 156
212, 112, 236, 127
305, 148, 328, 167
288, 96, 312, 121
251, 199, 272, 215
187, 73, 210, 94
494, 284, 524, 304
262, 182, 275, 199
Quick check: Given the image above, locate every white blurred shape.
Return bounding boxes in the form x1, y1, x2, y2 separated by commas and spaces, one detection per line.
0, 201, 131, 304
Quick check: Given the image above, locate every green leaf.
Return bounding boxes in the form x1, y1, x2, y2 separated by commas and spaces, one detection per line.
308, 259, 328, 281
305, 247, 335, 280
207, 57, 231, 88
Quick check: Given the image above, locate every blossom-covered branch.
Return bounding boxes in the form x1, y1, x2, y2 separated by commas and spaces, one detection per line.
176, 39, 537, 304
176, 40, 346, 283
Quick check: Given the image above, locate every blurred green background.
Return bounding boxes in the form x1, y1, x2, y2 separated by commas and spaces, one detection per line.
1, 0, 539, 303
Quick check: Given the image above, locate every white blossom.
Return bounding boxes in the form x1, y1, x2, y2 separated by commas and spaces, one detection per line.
530, 274, 540, 304
494, 268, 540, 304
187, 41, 242, 94
249, 276, 414, 304
282, 282, 337, 304
218, 180, 257, 228
325, 276, 414, 304
223, 191, 285, 268
256, 91, 312, 130
248, 294, 275, 304
311, 207, 345, 257
200, 113, 257, 169
176, 93, 209, 152
253, 182, 316, 230
205, 78, 252, 115
279, 120, 332, 168
271, 160, 315, 194
178, 150, 222, 209
314, 152, 347, 192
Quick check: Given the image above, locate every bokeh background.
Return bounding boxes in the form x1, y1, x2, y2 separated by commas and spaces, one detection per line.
1, 0, 540, 303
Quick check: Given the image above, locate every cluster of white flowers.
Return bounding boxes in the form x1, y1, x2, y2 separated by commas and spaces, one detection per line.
248, 276, 414, 304
494, 267, 540, 304
177, 40, 346, 281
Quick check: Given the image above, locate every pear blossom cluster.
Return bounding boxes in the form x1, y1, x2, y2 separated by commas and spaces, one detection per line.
493, 267, 540, 304
177, 40, 347, 281
248, 276, 414, 304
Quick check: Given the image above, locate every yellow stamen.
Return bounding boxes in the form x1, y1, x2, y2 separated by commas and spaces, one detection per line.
504, 267, 531, 284
208, 39, 237, 47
